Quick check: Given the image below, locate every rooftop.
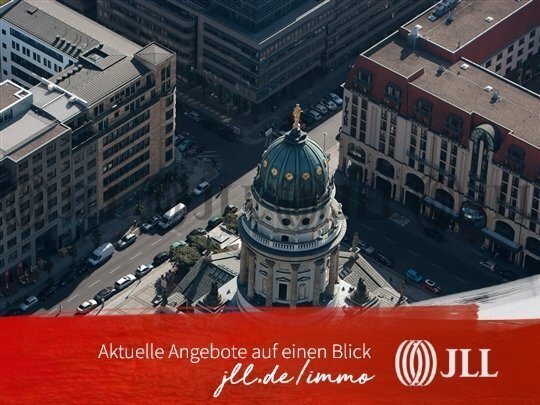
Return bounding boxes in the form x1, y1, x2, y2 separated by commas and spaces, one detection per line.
0, 81, 21, 110
3, 0, 140, 57
367, 36, 540, 147
31, 82, 86, 122
403, 0, 530, 51
135, 43, 175, 66
0, 109, 68, 162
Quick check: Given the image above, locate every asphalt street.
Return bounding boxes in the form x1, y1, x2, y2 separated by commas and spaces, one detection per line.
35, 111, 504, 314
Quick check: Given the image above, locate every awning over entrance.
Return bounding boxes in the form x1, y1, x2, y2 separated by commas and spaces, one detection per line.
423, 197, 459, 219
481, 228, 522, 252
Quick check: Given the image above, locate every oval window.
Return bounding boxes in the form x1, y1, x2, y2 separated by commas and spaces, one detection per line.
302, 218, 310, 226
282, 218, 291, 226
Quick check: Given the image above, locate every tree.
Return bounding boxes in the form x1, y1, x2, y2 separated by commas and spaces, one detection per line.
170, 245, 201, 276
68, 244, 78, 266
188, 235, 223, 255
92, 228, 102, 248
222, 213, 238, 234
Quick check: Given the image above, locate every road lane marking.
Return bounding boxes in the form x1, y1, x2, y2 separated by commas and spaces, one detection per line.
47, 308, 57, 315
88, 279, 100, 288
360, 224, 374, 231
130, 252, 141, 261
384, 237, 396, 244
66, 294, 79, 302
151, 238, 162, 246
453, 275, 467, 283
430, 262, 443, 270
407, 250, 420, 256
111, 266, 120, 273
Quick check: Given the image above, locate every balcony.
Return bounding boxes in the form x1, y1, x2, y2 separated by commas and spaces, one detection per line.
504, 154, 524, 174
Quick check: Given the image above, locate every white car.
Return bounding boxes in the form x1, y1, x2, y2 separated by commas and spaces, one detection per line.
184, 110, 201, 122
193, 181, 210, 196
19, 295, 39, 312
77, 300, 98, 315
327, 92, 343, 105
479, 260, 497, 272
320, 98, 338, 111
114, 274, 137, 291
135, 263, 154, 278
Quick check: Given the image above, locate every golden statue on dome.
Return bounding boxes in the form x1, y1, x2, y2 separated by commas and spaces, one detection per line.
292, 103, 302, 129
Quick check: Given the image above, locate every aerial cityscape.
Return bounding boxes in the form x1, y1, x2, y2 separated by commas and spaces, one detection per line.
0, 0, 539, 318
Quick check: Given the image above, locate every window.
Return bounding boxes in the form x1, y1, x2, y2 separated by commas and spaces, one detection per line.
507, 45, 514, 53
485, 60, 492, 68
507, 56, 513, 64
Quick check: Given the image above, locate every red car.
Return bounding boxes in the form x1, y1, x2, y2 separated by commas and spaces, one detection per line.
424, 279, 442, 294
187, 144, 204, 157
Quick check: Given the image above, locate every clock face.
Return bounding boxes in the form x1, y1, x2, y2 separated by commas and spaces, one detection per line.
285, 172, 294, 181
302, 172, 310, 181
263, 159, 268, 168
316, 166, 323, 176
271, 168, 278, 176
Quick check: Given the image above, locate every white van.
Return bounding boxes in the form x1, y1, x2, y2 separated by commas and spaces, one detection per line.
159, 202, 187, 231
88, 243, 114, 266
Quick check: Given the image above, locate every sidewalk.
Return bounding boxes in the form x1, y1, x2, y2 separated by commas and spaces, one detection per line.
0, 156, 219, 314
176, 65, 350, 145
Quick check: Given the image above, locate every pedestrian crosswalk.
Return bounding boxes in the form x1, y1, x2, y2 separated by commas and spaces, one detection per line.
389, 212, 411, 227
197, 151, 222, 169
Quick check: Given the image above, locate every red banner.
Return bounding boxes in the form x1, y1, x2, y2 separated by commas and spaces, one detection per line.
0, 306, 539, 403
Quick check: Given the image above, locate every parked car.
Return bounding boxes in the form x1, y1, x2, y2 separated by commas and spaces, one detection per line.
424, 279, 442, 294
19, 296, 39, 312
184, 110, 201, 122
207, 215, 224, 230
88, 242, 114, 266
405, 268, 423, 283
373, 252, 393, 267
187, 228, 208, 242
424, 227, 444, 242
320, 98, 338, 111
304, 109, 322, 121
94, 287, 116, 303
141, 215, 161, 233
135, 263, 155, 279
311, 103, 328, 115
76, 300, 98, 315
114, 274, 137, 291
3, 309, 22, 317
170, 240, 188, 252
153, 251, 170, 266
224, 204, 238, 215
193, 181, 211, 196
479, 259, 497, 272
187, 144, 204, 157
117, 233, 137, 250
37, 284, 58, 300
359, 240, 375, 256
327, 92, 343, 105
174, 131, 188, 146
500, 270, 518, 282
58, 271, 78, 287
178, 138, 194, 153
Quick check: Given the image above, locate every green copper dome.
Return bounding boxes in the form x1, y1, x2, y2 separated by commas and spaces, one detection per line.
253, 128, 330, 209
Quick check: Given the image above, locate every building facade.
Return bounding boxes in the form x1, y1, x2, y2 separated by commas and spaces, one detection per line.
96, 0, 435, 114
236, 122, 347, 307
338, 0, 540, 270
0, 0, 176, 276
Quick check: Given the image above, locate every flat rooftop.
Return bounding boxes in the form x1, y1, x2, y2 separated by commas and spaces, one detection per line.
0, 109, 68, 162
0, 81, 21, 110
403, 0, 531, 50
31, 82, 85, 122
4, 0, 140, 57
367, 37, 540, 147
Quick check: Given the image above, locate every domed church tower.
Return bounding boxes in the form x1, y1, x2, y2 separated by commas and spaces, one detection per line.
237, 105, 347, 308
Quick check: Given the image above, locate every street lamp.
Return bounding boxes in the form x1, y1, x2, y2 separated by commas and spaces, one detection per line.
323, 132, 327, 151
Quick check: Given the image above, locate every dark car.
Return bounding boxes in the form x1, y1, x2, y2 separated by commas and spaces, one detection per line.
500, 270, 518, 282
187, 144, 205, 157
94, 287, 116, 303
37, 284, 58, 300
141, 215, 161, 233
207, 215, 224, 230
58, 271, 78, 286
187, 228, 208, 242
424, 227, 444, 242
224, 204, 238, 215
373, 252, 393, 267
3, 308, 22, 317
153, 251, 170, 266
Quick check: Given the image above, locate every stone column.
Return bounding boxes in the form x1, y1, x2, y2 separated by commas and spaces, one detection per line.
326, 248, 339, 297
265, 259, 275, 307
238, 244, 249, 286
313, 258, 324, 305
247, 252, 256, 299
290, 264, 299, 308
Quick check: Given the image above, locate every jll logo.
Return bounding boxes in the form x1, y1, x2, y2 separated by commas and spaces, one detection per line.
395, 340, 499, 387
